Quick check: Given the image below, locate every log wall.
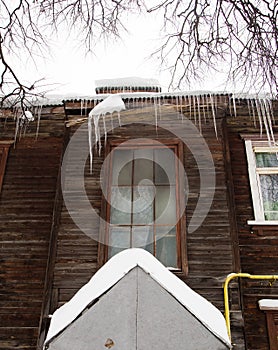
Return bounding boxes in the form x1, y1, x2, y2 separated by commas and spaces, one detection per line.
48, 100, 245, 348
3, 97, 277, 349
0, 108, 65, 350
227, 100, 278, 350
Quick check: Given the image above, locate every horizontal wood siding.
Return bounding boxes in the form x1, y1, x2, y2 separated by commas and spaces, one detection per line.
50, 100, 244, 348
227, 101, 278, 350
0, 109, 65, 349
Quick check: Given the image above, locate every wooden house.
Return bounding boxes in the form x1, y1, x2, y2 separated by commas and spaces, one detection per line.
0, 78, 278, 349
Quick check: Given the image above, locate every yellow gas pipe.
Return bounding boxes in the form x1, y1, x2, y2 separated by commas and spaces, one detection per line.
224, 273, 278, 341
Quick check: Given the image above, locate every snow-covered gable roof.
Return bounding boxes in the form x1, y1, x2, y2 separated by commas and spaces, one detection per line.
95, 76, 161, 89
44, 248, 231, 348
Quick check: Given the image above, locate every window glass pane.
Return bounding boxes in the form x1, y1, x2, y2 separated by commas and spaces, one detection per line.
134, 159, 154, 185
108, 226, 131, 257
155, 185, 176, 224
133, 186, 155, 224
260, 174, 278, 220
255, 152, 278, 168
154, 148, 175, 184
156, 227, 177, 268
112, 149, 133, 185
132, 226, 154, 253
110, 187, 132, 224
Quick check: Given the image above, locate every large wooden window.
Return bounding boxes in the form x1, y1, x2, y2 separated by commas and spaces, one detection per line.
0, 142, 12, 193
259, 299, 278, 350
100, 139, 186, 271
245, 140, 278, 224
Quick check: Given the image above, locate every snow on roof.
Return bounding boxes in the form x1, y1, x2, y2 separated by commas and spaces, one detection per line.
95, 77, 161, 88
44, 248, 231, 348
258, 299, 278, 310
89, 94, 126, 116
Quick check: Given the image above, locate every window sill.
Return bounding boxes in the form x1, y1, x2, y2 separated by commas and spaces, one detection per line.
248, 220, 278, 226
259, 299, 278, 311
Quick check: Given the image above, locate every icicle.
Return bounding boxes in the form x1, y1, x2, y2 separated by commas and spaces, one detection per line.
154, 96, 158, 129
110, 113, 114, 131
35, 105, 42, 140
189, 95, 192, 120
175, 95, 179, 118
196, 95, 202, 134
202, 95, 206, 123
247, 99, 252, 120
179, 95, 183, 122
81, 100, 83, 118
102, 115, 107, 146
209, 94, 218, 139
117, 111, 121, 126
88, 114, 93, 174
231, 94, 237, 118
158, 96, 162, 120
259, 98, 272, 145
250, 99, 257, 128
14, 112, 20, 143
254, 98, 263, 137
84, 99, 88, 117
193, 96, 197, 125
93, 114, 101, 155
262, 98, 275, 146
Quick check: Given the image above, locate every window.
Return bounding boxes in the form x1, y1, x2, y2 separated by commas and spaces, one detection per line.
245, 140, 278, 224
259, 299, 278, 350
0, 142, 12, 193
100, 139, 186, 271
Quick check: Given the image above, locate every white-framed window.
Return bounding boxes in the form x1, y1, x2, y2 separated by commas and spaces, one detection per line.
245, 140, 278, 225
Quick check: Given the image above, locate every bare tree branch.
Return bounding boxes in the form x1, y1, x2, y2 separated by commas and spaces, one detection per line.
147, 0, 278, 93
0, 0, 277, 110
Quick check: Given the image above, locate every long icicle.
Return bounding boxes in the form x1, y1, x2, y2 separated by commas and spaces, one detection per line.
88, 114, 93, 174
255, 98, 264, 137
258, 98, 272, 146
35, 105, 42, 140
210, 94, 218, 139
263, 98, 275, 145
103, 115, 107, 147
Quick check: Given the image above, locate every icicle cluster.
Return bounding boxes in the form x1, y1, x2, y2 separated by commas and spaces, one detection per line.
12, 108, 40, 142
232, 94, 276, 146
88, 95, 126, 172
86, 91, 277, 173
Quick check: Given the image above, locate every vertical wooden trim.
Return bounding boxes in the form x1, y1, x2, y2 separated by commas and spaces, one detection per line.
0, 142, 12, 193
245, 140, 265, 221
221, 119, 241, 272
36, 128, 69, 350
265, 312, 278, 350
177, 140, 188, 275
98, 143, 114, 267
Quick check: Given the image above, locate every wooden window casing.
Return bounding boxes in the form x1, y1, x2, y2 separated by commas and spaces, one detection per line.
98, 138, 187, 273
245, 140, 278, 225
0, 142, 12, 193
265, 312, 278, 350
259, 301, 278, 350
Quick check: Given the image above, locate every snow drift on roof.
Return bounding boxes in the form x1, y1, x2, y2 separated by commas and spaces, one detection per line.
89, 94, 125, 116
95, 77, 161, 88
44, 248, 231, 348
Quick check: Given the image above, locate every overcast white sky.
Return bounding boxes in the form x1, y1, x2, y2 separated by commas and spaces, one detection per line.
18, 10, 236, 97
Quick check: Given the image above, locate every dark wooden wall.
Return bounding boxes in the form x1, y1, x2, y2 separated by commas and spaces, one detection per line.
3, 97, 277, 350
47, 100, 245, 348
0, 107, 65, 350
227, 101, 278, 350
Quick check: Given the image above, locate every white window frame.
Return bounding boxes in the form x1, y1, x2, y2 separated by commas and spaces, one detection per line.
245, 140, 278, 225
